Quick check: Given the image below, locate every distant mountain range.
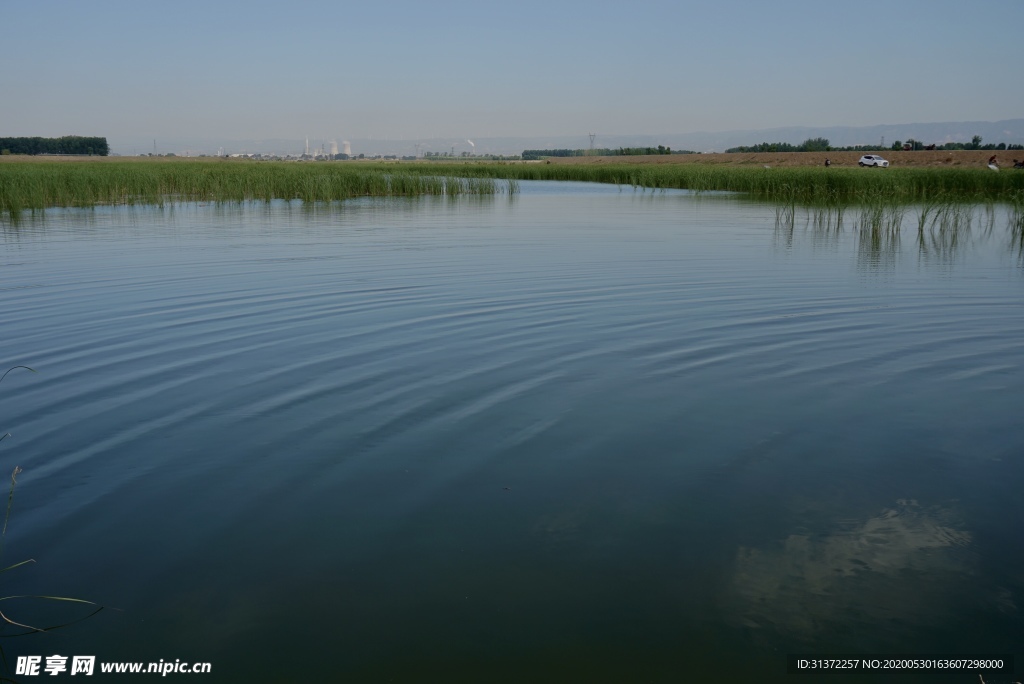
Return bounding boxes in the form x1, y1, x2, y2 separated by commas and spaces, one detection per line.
111, 119, 1024, 157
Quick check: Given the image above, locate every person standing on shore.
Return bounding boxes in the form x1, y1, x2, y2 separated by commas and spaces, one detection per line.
824, 158, 831, 167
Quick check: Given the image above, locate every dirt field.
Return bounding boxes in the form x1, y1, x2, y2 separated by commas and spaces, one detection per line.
547, 150, 1022, 169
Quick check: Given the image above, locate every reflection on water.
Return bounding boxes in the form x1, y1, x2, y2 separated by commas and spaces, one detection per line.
734, 500, 972, 635
856, 223, 901, 271
1010, 201, 1024, 261
773, 201, 1023, 270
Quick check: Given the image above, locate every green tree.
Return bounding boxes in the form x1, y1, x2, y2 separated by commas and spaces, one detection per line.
800, 137, 830, 152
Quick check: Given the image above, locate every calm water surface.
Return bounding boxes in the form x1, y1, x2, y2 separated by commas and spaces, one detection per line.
1, 183, 1022, 682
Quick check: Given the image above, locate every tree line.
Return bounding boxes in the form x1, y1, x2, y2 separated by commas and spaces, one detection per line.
726, 138, 831, 153
522, 146, 693, 160
901, 135, 1023, 151
0, 136, 110, 156
727, 136, 1023, 154
422, 151, 522, 160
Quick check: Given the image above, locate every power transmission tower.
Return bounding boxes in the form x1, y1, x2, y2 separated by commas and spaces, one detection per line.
589, 133, 596, 153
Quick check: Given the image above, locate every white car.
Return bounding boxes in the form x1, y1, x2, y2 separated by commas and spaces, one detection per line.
859, 155, 889, 167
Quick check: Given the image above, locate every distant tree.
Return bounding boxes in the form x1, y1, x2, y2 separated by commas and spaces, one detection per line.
971, 135, 983, 150
0, 136, 108, 155
800, 137, 830, 152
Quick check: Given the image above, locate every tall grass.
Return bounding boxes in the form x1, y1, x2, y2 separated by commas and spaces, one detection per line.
435, 162, 1024, 203
0, 161, 519, 216
2, 159, 1022, 217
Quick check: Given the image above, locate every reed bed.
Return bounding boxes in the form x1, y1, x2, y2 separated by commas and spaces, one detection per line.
422, 162, 1024, 204
2, 159, 1022, 217
0, 161, 516, 216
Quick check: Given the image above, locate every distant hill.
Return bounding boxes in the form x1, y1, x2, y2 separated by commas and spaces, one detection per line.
109, 120, 1024, 157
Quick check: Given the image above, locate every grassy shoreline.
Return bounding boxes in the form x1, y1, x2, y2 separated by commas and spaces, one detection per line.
2, 158, 1022, 216
0, 161, 517, 215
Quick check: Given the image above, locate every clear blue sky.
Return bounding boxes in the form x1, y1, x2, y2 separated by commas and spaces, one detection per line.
2, 0, 1021, 145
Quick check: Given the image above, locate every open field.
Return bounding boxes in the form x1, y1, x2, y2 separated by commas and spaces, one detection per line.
548, 150, 1024, 168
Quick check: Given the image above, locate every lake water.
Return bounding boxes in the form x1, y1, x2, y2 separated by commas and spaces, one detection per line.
1, 182, 1022, 682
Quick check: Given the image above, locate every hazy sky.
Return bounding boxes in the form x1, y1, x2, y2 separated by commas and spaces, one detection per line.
3, 0, 1022, 144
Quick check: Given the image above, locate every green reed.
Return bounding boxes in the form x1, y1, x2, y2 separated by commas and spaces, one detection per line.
441, 163, 1024, 203
3, 160, 1022, 217
0, 161, 519, 216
